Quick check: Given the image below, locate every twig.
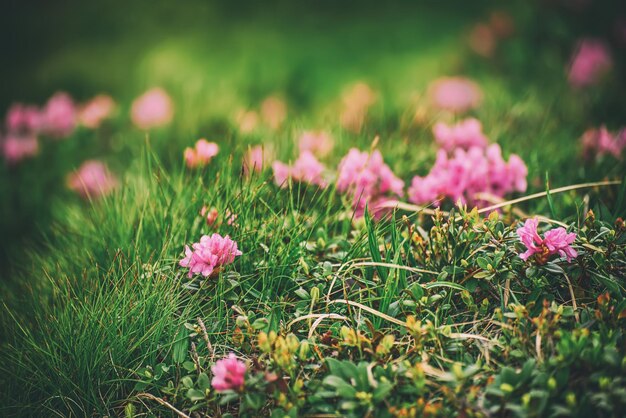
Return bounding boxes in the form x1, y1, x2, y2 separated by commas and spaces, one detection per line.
135, 393, 190, 418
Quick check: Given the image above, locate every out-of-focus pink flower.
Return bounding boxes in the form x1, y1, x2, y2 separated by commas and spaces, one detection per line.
236, 109, 259, 134
79, 95, 115, 128
517, 217, 577, 264
243, 144, 274, 175
433, 118, 488, 151
200, 206, 238, 227
260, 96, 286, 130
6, 104, 41, 134
428, 77, 482, 113
340, 82, 376, 132
2, 134, 39, 164
211, 353, 247, 392
131, 88, 173, 129
580, 126, 625, 160
337, 148, 404, 218
41, 92, 77, 138
298, 131, 334, 157
67, 160, 118, 199
489, 11, 515, 38
273, 151, 327, 188
469, 23, 496, 57
568, 39, 612, 88
201, 206, 220, 226
184, 139, 219, 168
179, 233, 242, 278
408, 144, 527, 207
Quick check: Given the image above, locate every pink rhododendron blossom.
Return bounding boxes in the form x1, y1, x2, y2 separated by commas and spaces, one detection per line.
67, 160, 118, 199
272, 151, 327, 188
200, 206, 238, 227
41, 92, 77, 138
337, 148, 404, 218
184, 139, 219, 168
408, 144, 527, 207
260, 96, 287, 130
568, 39, 612, 88
79, 95, 115, 128
243, 144, 274, 175
179, 233, 242, 278
489, 11, 515, 38
469, 23, 496, 57
580, 126, 625, 160
428, 77, 483, 113
236, 109, 259, 134
433, 118, 488, 151
340, 82, 376, 132
298, 131, 334, 157
131, 88, 173, 129
211, 353, 247, 392
517, 218, 578, 264
2, 134, 39, 164
6, 104, 41, 134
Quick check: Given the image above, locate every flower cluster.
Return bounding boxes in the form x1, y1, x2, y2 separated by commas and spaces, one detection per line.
131, 87, 173, 129
516, 218, 577, 264
568, 39, 613, 88
211, 353, 247, 392
433, 118, 488, 151
408, 144, 527, 207
79, 95, 115, 128
581, 126, 626, 160
337, 148, 404, 218
428, 77, 482, 113
179, 233, 242, 278
67, 160, 118, 199
2, 92, 80, 164
273, 151, 327, 188
184, 139, 219, 168
40, 92, 77, 138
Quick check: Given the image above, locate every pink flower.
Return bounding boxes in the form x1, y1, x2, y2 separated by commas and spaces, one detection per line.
469, 24, 496, 57
201, 206, 219, 226
433, 118, 488, 151
260, 96, 287, 130
517, 218, 578, 264
2, 134, 39, 164
337, 148, 404, 218
272, 151, 327, 188
79, 95, 115, 128
184, 139, 219, 168
67, 160, 118, 199
428, 77, 483, 113
6, 104, 41, 134
211, 353, 247, 392
408, 144, 527, 207
40, 92, 77, 138
131, 88, 173, 129
568, 39, 612, 88
235, 109, 259, 134
340, 82, 376, 132
179, 233, 242, 278
243, 144, 274, 175
298, 131, 334, 157
580, 126, 625, 160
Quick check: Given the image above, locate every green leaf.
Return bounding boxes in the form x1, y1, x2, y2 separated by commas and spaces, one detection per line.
197, 372, 211, 391
186, 388, 206, 402
172, 324, 189, 364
